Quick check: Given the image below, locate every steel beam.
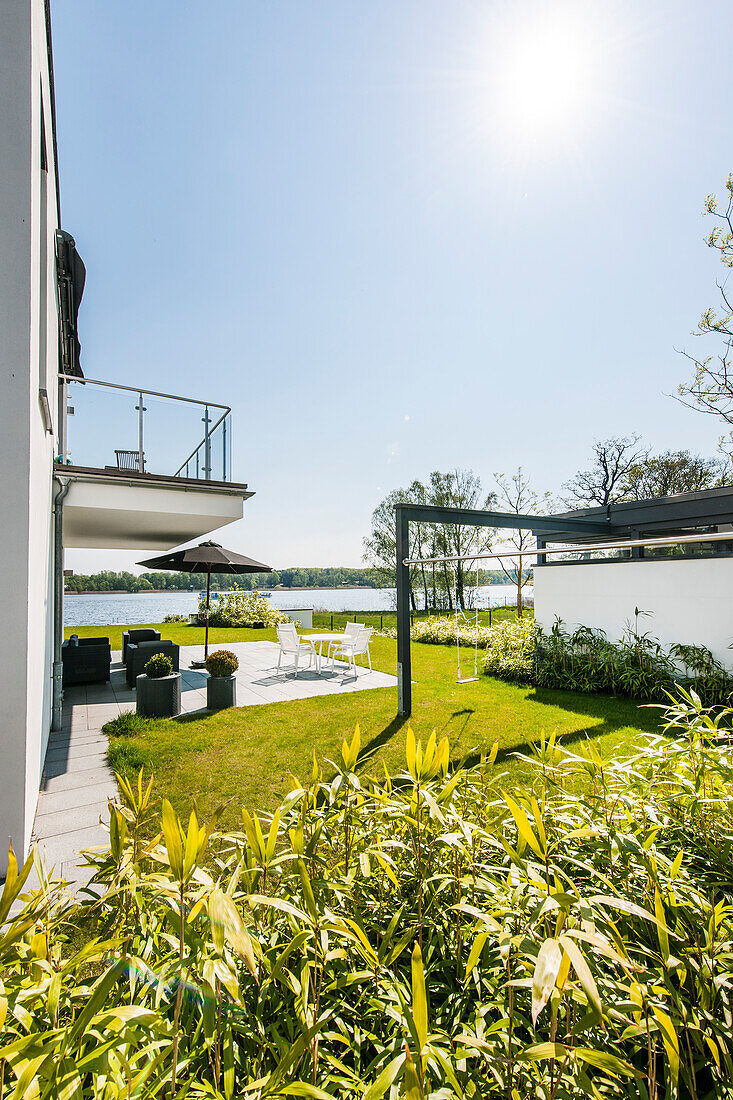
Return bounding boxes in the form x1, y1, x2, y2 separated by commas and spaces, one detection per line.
395, 503, 611, 535
396, 507, 411, 716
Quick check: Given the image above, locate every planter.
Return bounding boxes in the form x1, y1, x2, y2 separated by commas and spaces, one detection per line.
136, 672, 181, 717
207, 673, 236, 710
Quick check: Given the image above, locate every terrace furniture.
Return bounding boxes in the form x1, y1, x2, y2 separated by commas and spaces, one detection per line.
126, 640, 180, 689
62, 635, 111, 686
298, 632, 345, 675
122, 628, 161, 665
330, 626, 374, 674
276, 624, 316, 678
327, 621, 361, 660
115, 449, 144, 472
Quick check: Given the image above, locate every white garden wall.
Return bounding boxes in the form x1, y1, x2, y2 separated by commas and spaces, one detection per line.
534, 557, 733, 670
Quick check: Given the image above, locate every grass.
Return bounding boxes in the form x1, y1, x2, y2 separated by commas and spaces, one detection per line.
69, 619, 663, 829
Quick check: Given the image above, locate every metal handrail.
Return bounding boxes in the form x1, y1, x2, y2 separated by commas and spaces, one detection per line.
60, 373, 232, 481
173, 408, 230, 480
59, 373, 231, 412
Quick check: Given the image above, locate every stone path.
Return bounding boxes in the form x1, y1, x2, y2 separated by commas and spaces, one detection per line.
31, 640, 396, 887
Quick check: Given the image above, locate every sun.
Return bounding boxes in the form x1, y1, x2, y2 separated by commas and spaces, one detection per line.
485, 12, 600, 150
503, 29, 589, 129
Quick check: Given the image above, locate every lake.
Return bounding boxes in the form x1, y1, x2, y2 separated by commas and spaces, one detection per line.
63, 584, 528, 626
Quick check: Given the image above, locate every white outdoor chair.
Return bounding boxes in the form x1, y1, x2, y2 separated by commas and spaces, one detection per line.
330, 626, 374, 674
276, 624, 315, 677
327, 620, 361, 660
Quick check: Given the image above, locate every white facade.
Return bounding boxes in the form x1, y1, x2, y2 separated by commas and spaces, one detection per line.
0, 0, 61, 872
0, 1, 251, 878
534, 557, 733, 669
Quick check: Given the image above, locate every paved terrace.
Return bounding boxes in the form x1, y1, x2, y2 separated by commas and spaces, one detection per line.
32, 640, 396, 886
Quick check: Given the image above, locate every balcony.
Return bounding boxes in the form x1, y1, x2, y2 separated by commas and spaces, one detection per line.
56, 375, 252, 550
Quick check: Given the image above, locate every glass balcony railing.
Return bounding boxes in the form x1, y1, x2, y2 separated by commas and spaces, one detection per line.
58, 375, 233, 482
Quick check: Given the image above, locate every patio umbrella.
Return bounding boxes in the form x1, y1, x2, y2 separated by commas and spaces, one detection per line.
137, 541, 272, 662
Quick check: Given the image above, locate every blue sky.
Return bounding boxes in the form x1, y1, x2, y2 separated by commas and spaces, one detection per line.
53, 0, 733, 571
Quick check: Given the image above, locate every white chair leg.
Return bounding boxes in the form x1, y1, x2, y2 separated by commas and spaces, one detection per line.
367, 649, 372, 671
294, 652, 299, 678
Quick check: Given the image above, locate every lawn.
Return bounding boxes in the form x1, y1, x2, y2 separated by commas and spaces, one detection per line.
66, 619, 664, 827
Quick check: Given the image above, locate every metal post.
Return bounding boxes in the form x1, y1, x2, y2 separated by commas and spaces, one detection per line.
396, 505, 411, 716
222, 414, 227, 481
136, 391, 146, 472
52, 478, 70, 730
203, 405, 211, 480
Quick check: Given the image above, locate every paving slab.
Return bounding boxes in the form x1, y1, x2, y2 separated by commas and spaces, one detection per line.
35, 783, 117, 817
40, 764, 115, 795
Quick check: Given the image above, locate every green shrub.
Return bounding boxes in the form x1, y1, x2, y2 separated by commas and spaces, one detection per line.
203, 585, 289, 628
144, 652, 173, 679
205, 648, 239, 677
481, 615, 538, 682
534, 617, 733, 704
102, 710, 156, 737
163, 613, 187, 623
3, 698, 733, 1096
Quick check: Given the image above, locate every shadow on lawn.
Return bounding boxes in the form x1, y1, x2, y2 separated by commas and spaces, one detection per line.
358, 715, 408, 765
458, 688, 662, 773
525, 686, 659, 729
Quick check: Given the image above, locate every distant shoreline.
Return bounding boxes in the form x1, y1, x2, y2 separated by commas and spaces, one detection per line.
64, 585, 383, 596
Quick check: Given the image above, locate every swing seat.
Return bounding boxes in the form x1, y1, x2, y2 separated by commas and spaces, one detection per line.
456, 676, 479, 684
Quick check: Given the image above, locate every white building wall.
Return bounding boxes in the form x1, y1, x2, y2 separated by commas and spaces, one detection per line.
534, 557, 733, 669
0, 0, 61, 873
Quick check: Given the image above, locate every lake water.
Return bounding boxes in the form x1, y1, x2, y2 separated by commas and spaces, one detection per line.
64, 584, 528, 626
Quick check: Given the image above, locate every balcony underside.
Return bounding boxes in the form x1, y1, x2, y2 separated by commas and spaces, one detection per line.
59, 466, 253, 550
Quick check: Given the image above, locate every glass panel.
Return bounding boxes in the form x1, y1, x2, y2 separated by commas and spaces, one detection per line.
60, 379, 232, 482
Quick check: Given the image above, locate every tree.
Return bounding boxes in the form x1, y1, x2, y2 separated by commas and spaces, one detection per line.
363, 470, 496, 611
426, 470, 496, 611
563, 436, 648, 508
493, 468, 552, 618
363, 482, 430, 611
622, 450, 728, 499
677, 174, 733, 452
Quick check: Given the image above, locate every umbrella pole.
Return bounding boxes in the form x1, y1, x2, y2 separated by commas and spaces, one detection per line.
204, 567, 211, 660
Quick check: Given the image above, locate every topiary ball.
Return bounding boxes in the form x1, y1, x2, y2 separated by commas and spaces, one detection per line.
145, 653, 174, 679
205, 649, 239, 677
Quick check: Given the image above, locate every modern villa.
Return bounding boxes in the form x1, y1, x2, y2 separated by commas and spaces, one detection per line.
0, 0, 252, 876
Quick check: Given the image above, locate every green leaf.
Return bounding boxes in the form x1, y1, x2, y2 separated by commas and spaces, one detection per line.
161, 798, 183, 880
532, 938, 562, 1026
411, 942, 428, 1053
464, 932, 488, 982
403, 1046, 422, 1100
558, 935, 602, 1021
503, 792, 543, 857
652, 1007, 679, 1084
363, 1054, 405, 1100
518, 1042, 568, 1061
654, 888, 670, 962
56, 1058, 84, 1100
576, 1048, 640, 1078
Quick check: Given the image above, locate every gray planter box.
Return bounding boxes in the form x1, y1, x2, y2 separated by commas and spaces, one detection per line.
207, 674, 236, 710
136, 672, 181, 717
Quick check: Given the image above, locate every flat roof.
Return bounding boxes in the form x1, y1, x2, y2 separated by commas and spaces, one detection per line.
538, 484, 733, 543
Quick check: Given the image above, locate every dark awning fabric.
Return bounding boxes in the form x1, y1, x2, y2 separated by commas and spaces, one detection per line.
55, 229, 86, 378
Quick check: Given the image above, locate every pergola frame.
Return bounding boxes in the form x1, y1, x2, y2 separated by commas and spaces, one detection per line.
394, 503, 611, 716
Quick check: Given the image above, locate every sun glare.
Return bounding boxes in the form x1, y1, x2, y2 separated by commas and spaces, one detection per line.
484, 12, 601, 152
